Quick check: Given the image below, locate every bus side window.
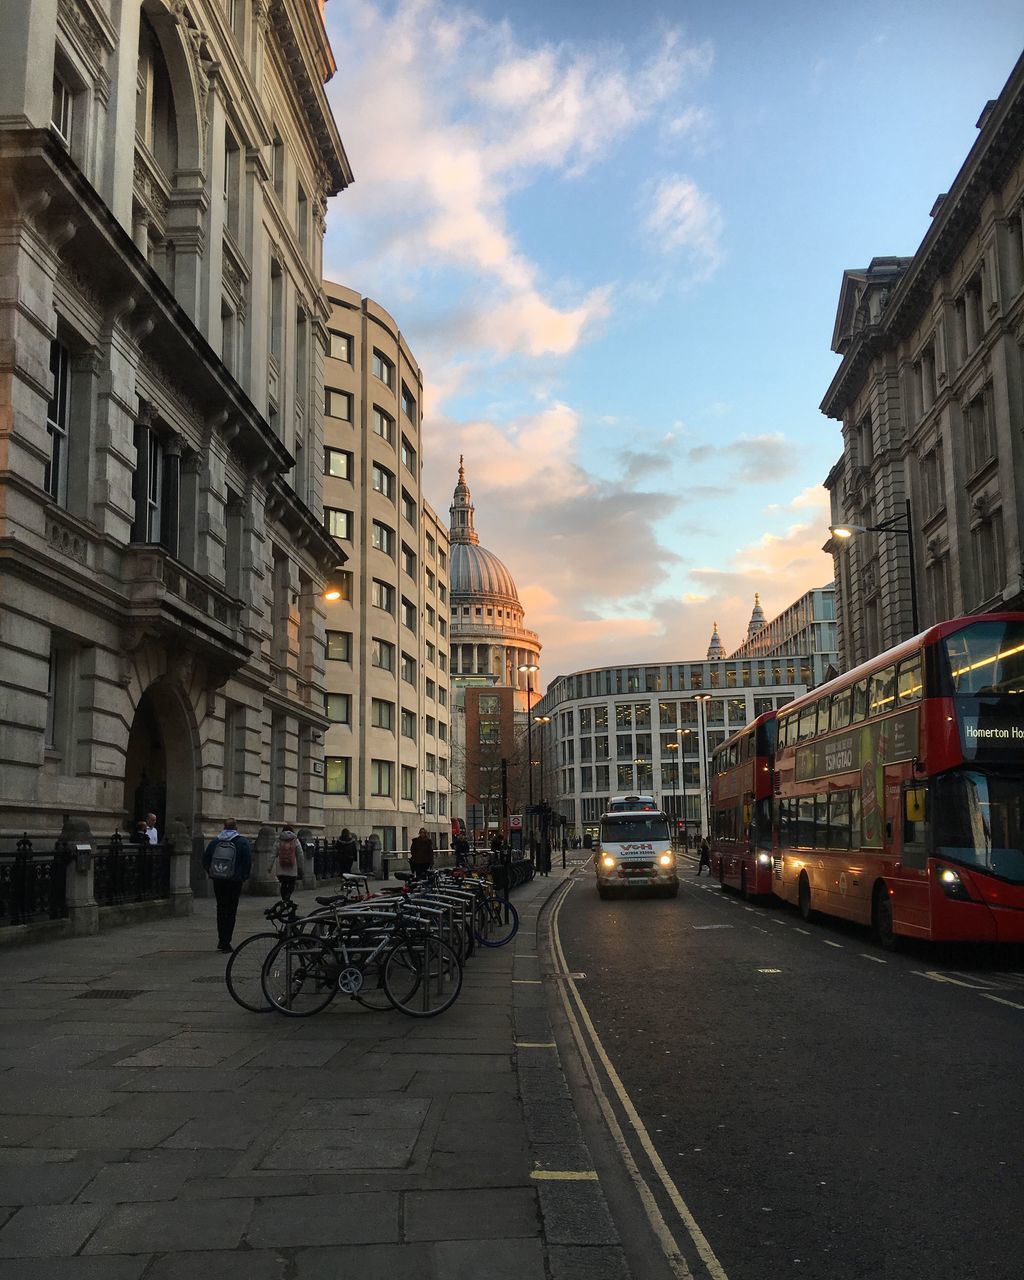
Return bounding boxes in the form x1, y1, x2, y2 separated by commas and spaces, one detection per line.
903, 785, 928, 869
851, 679, 870, 723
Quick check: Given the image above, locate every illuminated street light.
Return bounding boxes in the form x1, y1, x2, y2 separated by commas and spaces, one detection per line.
829, 500, 919, 634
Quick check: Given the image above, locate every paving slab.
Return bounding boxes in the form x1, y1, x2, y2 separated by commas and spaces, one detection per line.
0, 1259, 147, 1280
83, 1197, 254, 1254
0, 1202, 106, 1258
294, 1242, 435, 1280
243, 1191, 400, 1248
403, 1187, 539, 1241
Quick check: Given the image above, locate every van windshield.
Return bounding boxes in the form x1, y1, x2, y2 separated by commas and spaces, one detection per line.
600, 816, 671, 843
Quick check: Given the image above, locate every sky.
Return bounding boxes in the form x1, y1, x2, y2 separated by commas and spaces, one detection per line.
321, 0, 1024, 687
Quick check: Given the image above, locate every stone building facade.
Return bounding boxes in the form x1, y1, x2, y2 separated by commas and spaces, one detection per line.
823, 53, 1024, 669
729, 587, 839, 686
320, 283, 451, 852
0, 0, 351, 879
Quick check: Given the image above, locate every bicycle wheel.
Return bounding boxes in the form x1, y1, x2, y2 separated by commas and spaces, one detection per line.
262, 936, 339, 1017
383, 935, 462, 1017
225, 932, 281, 1013
475, 896, 519, 947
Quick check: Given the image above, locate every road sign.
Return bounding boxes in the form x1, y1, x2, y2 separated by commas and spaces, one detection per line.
509, 814, 523, 831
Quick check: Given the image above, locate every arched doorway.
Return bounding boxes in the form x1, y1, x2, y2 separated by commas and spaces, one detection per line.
123, 681, 198, 839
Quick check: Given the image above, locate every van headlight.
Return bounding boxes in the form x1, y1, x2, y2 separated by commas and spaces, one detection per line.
601, 855, 616, 869
938, 866, 971, 900
658, 853, 674, 867
757, 853, 771, 865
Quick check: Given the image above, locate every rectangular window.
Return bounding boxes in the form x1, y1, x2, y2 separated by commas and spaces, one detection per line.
325, 757, 350, 795
326, 631, 351, 661
401, 489, 416, 523
964, 386, 996, 475
132, 422, 179, 554
438, 687, 447, 707
372, 350, 394, 388
897, 656, 922, 704
325, 388, 353, 421
438, 721, 447, 742
402, 597, 417, 632
426, 534, 435, 557
425, 678, 435, 699
326, 692, 351, 724
425, 641, 435, 664
425, 715, 436, 736
325, 508, 352, 540
222, 700, 246, 796
371, 520, 394, 556
439, 793, 448, 815
45, 340, 71, 507
401, 383, 417, 421
921, 445, 944, 519
401, 652, 417, 683
401, 708, 416, 739
324, 447, 352, 479
975, 512, 1006, 604
372, 579, 395, 613
373, 407, 394, 444
402, 544, 417, 577
328, 330, 352, 363
425, 752, 436, 773
868, 667, 896, 717
401, 436, 417, 472
51, 74, 73, 147
372, 638, 395, 671
439, 618, 447, 637
401, 764, 416, 801
370, 759, 393, 796
371, 698, 394, 731
438, 548, 447, 571
424, 791, 436, 816
372, 464, 394, 498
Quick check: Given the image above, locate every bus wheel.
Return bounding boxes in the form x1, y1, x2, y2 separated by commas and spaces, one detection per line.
872, 883, 899, 951
798, 873, 812, 922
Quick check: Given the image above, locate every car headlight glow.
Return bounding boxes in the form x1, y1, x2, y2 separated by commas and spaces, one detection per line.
658, 853, 674, 867
601, 855, 616, 869
757, 852, 771, 865
938, 866, 971, 900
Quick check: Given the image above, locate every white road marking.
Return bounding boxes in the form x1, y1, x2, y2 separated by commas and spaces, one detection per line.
795, 928, 811, 935
858, 954, 887, 964
771, 920, 787, 926
551, 882, 729, 1280
823, 941, 843, 948
981, 993, 1024, 1011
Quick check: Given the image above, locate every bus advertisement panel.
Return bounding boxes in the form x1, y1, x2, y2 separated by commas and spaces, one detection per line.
773, 614, 1024, 946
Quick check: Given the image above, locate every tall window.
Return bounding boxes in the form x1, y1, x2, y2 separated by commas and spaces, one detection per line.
272, 130, 284, 198
269, 259, 283, 359
401, 652, 417, 683
371, 521, 394, 556
372, 579, 395, 613
964, 386, 996, 475
371, 759, 393, 797
402, 597, 417, 632
326, 693, 351, 723
974, 510, 1006, 604
401, 489, 416, 523
372, 638, 395, 671
51, 74, 73, 148
45, 638, 75, 759
325, 389, 352, 421
45, 340, 70, 507
329, 330, 352, 362
296, 183, 309, 253
324, 448, 352, 479
372, 464, 394, 498
132, 419, 179, 553
224, 129, 240, 236
371, 698, 394, 730
402, 544, 417, 577
325, 508, 352, 540
401, 383, 416, 421
921, 444, 944, 520
373, 407, 394, 445
401, 765, 416, 802
325, 757, 350, 795
401, 436, 417, 471
401, 709, 416, 739
372, 350, 394, 388
326, 631, 351, 661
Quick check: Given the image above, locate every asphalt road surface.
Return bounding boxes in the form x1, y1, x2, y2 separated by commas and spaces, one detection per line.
555, 852, 1024, 1280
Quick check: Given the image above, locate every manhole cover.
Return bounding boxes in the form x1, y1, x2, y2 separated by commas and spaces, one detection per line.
74, 990, 146, 1000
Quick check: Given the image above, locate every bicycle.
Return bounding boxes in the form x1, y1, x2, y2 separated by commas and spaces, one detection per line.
224, 899, 300, 1013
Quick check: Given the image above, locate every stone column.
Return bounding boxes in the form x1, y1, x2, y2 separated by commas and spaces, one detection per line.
60, 816, 99, 937
252, 823, 278, 896
164, 818, 194, 917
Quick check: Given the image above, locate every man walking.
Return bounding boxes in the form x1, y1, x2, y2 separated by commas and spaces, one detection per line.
202, 820, 252, 952
409, 826, 435, 880
697, 836, 712, 877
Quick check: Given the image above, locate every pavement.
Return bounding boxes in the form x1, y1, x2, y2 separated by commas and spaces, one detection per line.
0, 860, 633, 1279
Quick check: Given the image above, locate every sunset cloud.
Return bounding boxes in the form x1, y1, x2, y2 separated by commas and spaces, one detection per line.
642, 174, 724, 280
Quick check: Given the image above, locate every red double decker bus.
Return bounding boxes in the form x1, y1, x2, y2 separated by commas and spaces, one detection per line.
710, 711, 777, 898
773, 614, 1024, 946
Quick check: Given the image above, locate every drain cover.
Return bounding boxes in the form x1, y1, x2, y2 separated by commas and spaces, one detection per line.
74, 989, 146, 1000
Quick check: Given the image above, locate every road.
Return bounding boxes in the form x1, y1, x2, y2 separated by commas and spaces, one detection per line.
552, 852, 1024, 1280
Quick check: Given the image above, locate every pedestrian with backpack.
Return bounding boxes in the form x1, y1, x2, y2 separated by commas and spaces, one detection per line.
268, 824, 305, 902
202, 820, 253, 952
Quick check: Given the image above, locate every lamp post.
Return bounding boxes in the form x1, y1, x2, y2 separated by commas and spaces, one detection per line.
676, 727, 692, 846
830, 498, 920, 636
534, 714, 551, 871
664, 741, 679, 837
693, 696, 713, 839
518, 663, 539, 857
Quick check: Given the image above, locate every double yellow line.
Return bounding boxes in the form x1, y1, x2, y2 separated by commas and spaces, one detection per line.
547, 879, 731, 1280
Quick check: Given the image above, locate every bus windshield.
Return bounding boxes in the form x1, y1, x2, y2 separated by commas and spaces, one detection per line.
600, 815, 671, 843
943, 620, 1024, 696
932, 770, 1024, 883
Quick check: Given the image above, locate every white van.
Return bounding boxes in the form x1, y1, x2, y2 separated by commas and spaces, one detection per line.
595, 797, 678, 899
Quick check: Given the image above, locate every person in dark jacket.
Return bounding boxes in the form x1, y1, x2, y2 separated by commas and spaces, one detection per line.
202, 821, 253, 951
453, 834, 470, 868
697, 837, 712, 876
409, 827, 434, 879
337, 827, 358, 875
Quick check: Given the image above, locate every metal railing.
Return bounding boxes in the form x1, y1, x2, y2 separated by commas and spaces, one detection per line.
0, 836, 69, 927
93, 832, 170, 908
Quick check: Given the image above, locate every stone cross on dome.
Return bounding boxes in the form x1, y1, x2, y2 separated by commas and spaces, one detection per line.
450, 456, 479, 545
746, 592, 767, 641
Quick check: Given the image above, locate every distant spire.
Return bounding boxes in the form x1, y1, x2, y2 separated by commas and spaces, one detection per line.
746, 592, 767, 641
450, 457, 479, 545
707, 621, 725, 661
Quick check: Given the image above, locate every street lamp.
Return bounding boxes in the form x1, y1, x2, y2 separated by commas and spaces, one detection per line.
829, 498, 920, 635
676, 727, 692, 845
693, 695, 713, 839
518, 663, 539, 856
534, 714, 551, 868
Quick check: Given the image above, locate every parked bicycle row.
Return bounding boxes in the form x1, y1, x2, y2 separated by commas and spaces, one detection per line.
222, 865, 520, 1019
